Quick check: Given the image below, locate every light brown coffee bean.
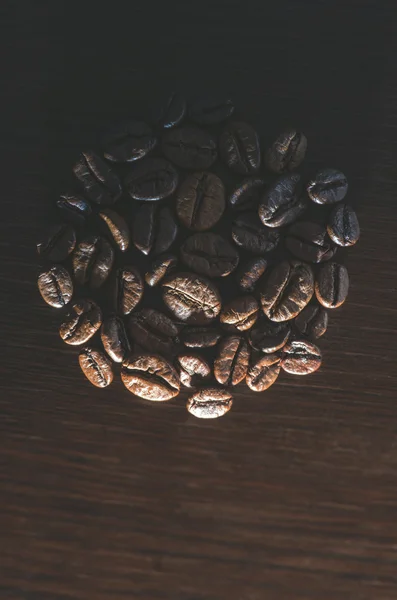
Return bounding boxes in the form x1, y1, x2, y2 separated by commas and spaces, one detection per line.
186, 387, 233, 419
214, 336, 250, 386
220, 295, 259, 332
121, 354, 180, 401
101, 315, 131, 363
59, 299, 102, 345
246, 354, 281, 391
78, 347, 114, 388
38, 265, 73, 308
114, 266, 144, 315
176, 353, 211, 388
281, 340, 322, 375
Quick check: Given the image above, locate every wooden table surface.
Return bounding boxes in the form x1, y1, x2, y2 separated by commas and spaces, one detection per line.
2, 2, 397, 599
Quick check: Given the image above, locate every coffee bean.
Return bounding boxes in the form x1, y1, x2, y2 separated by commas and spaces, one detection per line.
162, 127, 217, 169
186, 387, 233, 419
237, 257, 267, 292
162, 272, 221, 324
285, 221, 336, 263
73, 150, 122, 205
315, 262, 349, 309
37, 224, 76, 262
307, 168, 348, 205
281, 339, 322, 375
158, 92, 187, 129
59, 299, 102, 345
327, 204, 360, 247
248, 319, 291, 353
181, 233, 239, 278
181, 327, 222, 348
57, 193, 92, 227
73, 236, 115, 289
258, 173, 307, 228
101, 315, 131, 363
177, 353, 211, 387
229, 178, 266, 212
260, 260, 314, 322
176, 172, 225, 231
294, 304, 328, 339
125, 158, 178, 201
99, 208, 130, 252
114, 266, 144, 315
189, 96, 234, 125
214, 336, 250, 386
220, 295, 259, 332
79, 347, 114, 388
38, 265, 73, 308
219, 122, 261, 174
128, 308, 180, 356
265, 130, 307, 173
102, 121, 157, 163
246, 354, 281, 391
121, 354, 180, 401
232, 212, 280, 254
145, 254, 177, 287
132, 203, 178, 256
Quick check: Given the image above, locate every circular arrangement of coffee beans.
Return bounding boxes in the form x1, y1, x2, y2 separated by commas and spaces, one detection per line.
37, 95, 360, 420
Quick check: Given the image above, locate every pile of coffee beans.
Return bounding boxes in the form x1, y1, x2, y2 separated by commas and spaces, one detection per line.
37, 95, 360, 419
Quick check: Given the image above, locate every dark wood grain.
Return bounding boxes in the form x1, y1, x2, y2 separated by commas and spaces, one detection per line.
1, 2, 397, 599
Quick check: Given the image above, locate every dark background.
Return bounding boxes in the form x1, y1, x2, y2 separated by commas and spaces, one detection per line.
1, 1, 397, 599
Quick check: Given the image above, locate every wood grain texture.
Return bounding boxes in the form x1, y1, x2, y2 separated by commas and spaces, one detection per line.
1, 1, 397, 598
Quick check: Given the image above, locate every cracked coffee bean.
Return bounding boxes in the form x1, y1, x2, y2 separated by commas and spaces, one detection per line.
220, 121, 261, 174
281, 339, 322, 375
186, 387, 233, 419
162, 272, 221, 325
37, 223, 76, 262
181, 232, 239, 278
176, 171, 225, 231
236, 257, 267, 293
102, 120, 157, 163
73, 150, 122, 205
232, 212, 280, 254
79, 347, 114, 388
315, 262, 349, 309
214, 336, 250, 386
99, 208, 130, 252
73, 235, 115, 289
162, 127, 217, 169
229, 178, 266, 212
259, 173, 307, 228
38, 265, 73, 308
285, 221, 336, 263
181, 327, 222, 348
307, 168, 348, 205
114, 266, 144, 315
57, 193, 92, 227
265, 130, 307, 173
176, 353, 211, 388
59, 299, 102, 345
249, 319, 291, 353
125, 158, 178, 201
145, 254, 177, 287
157, 92, 187, 129
220, 295, 259, 332
132, 203, 178, 256
294, 304, 328, 339
121, 354, 180, 401
246, 354, 281, 392
128, 308, 180, 356
189, 96, 234, 125
327, 204, 360, 247
101, 315, 131, 363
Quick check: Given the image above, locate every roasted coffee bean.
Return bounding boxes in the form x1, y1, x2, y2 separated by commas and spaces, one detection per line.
128, 308, 180, 356
132, 203, 178, 256
260, 260, 314, 322
294, 305, 328, 339
38, 265, 73, 308
307, 168, 348, 205
220, 295, 259, 332
177, 353, 211, 387
73, 236, 114, 288
281, 339, 322, 375
79, 347, 113, 388
121, 354, 180, 401
189, 96, 234, 125
101, 315, 131, 363
158, 92, 186, 129
125, 158, 178, 201
162, 272, 221, 324
102, 120, 157, 163
37, 224, 76, 262
186, 387, 233, 419
229, 178, 266, 212
57, 193, 92, 227
285, 221, 336, 263
219, 122, 261, 174
181, 233, 239, 278
327, 204, 360, 247
214, 336, 250, 386
114, 266, 144, 315
315, 262, 349, 309
59, 299, 102, 345
176, 172, 225, 231
162, 127, 217, 170
246, 354, 281, 392
237, 257, 267, 292
265, 130, 307, 174
249, 320, 291, 353
73, 150, 122, 205
258, 173, 307, 228
99, 208, 130, 252
181, 327, 222, 348
232, 212, 280, 254
145, 254, 177, 287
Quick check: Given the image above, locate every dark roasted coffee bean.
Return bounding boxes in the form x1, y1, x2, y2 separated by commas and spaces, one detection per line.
102, 121, 157, 163
176, 171, 225, 231
181, 327, 222, 348
145, 254, 177, 287
162, 272, 221, 324
186, 387, 233, 419
114, 266, 144, 315
258, 173, 307, 228
214, 336, 250, 386
128, 308, 180, 356
232, 212, 280, 254
73, 236, 114, 289
219, 122, 260, 174
307, 168, 348, 205
249, 320, 290, 353
121, 354, 180, 401
57, 193, 92, 227
37, 224, 76, 262
125, 158, 178, 201
294, 305, 328, 339
281, 339, 322, 375
79, 347, 113, 388
237, 257, 267, 292
246, 354, 281, 392
265, 130, 307, 174
162, 127, 217, 169
38, 265, 73, 308
177, 353, 211, 388
285, 221, 336, 263
132, 203, 177, 256
101, 315, 131, 363
59, 299, 102, 345
229, 178, 266, 212
327, 204, 360, 247
260, 260, 314, 322
181, 233, 239, 278
99, 208, 130, 252
73, 150, 122, 205
220, 295, 259, 332
315, 262, 349, 309
158, 92, 186, 129
189, 96, 234, 125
